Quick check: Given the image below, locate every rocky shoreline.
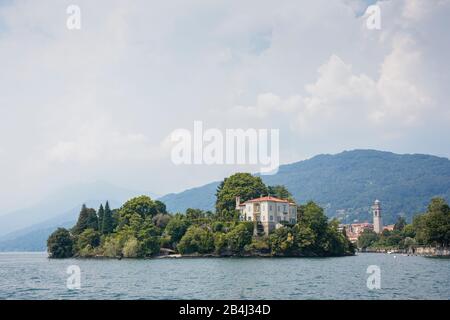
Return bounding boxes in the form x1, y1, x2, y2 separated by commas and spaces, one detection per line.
73, 251, 355, 260
360, 246, 450, 257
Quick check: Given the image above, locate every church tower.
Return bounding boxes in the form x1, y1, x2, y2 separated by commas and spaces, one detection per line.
372, 199, 383, 234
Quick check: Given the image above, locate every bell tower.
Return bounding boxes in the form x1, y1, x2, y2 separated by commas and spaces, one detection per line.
372, 199, 383, 234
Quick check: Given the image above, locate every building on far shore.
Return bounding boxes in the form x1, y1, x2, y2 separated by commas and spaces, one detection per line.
236, 196, 297, 236
340, 222, 373, 242
383, 224, 395, 232
339, 199, 393, 243
372, 199, 383, 233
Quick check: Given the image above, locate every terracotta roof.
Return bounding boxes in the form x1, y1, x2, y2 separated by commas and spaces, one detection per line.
350, 222, 372, 227
243, 196, 292, 204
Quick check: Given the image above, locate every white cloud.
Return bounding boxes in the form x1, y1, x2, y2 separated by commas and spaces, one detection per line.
0, 0, 449, 212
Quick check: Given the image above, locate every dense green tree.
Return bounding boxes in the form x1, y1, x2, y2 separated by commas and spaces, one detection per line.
48, 188, 363, 258
47, 228, 74, 258
269, 227, 296, 255
357, 229, 379, 249
122, 237, 139, 258
268, 185, 293, 200
413, 214, 427, 245
186, 208, 207, 220
76, 228, 101, 250
376, 230, 403, 247
212, 221, 225, 233
86, 209, 99, 231
298, 202, 328, 234
97, 204, 105, 232
244, 238, 270, 253
72, 204, 98, 235
226, 223, 253, 253
102, 235, 122, 258
118, 196, 159, 227
164, 215, 191, 247
403, 237, 416, 248
297, 201, 328, 252
213, 232, 228, 254
177, 226, 214, 254
101, 201, 114, 234
152, 213, 172, 229
323, 220, 354, 256
394, 216, 407, 231
154, 200, 167, 214
215, 173, 268, 216
136, 217, 160, 257
402, 224, 416, 238
76, 228, 101, 257
292, 223, 316, 252
421, 198, 450, 246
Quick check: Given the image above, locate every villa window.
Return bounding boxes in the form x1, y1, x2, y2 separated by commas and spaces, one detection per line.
270, 215, 273, 221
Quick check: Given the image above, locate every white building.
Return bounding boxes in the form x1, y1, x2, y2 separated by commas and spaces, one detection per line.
236, 196, 297, 236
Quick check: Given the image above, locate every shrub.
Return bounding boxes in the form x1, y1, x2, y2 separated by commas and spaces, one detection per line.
47, 228, 74, 259
177, 226, 214, 254
122, 237, 139, 258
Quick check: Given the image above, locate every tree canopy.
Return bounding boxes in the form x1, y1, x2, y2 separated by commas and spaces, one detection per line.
268, 185, 293, 201
215, 173, 268, 217
47, 228, 74, 258
47, 176, 358, 259
72, 204, 98, 235
356, 198, 450, 250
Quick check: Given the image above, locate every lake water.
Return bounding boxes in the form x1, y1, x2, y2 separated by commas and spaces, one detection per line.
0, 252, 449, 300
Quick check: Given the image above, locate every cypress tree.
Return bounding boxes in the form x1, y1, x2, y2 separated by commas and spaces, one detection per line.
86, 208, 99, 231
102, 201, 113, 234
97, 204, 105, 232
72, 204, 99, 235
72, 204, 94, 235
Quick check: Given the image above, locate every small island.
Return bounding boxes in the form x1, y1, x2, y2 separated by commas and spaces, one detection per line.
47, 172, 450, 259
47, 173, 355, 259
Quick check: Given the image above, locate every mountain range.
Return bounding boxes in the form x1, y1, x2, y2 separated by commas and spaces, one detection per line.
0, 181, 158, 251
160, 149, 450, 224
1, 149, 450, 251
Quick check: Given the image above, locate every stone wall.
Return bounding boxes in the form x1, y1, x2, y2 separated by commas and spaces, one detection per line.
410, 246, 450, 256
361, 246, 450, 256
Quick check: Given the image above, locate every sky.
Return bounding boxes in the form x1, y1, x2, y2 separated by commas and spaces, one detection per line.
0, 0, 449, 213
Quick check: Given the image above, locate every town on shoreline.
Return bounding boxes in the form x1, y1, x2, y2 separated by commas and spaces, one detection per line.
47, 173, 450, 259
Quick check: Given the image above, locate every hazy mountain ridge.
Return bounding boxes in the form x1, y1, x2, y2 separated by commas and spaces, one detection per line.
0, 200, 122, 251
2, 149, 450, 251
161, 150, 450, 224
0, 182, 155, 251
0, 181, 156, 237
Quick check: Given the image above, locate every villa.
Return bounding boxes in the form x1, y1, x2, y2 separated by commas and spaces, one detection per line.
236, 196, 297, 236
